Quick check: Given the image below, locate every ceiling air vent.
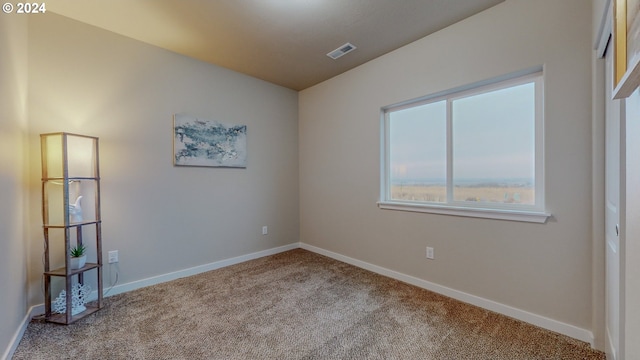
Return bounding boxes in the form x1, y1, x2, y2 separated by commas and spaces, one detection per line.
327, 43, 357, 60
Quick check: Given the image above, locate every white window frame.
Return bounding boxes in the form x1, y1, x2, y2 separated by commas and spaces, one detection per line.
378, 69, 551, 223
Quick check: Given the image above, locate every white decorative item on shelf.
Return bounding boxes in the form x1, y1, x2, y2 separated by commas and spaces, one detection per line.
69, 195, 83, 223
52, 283, 91, 315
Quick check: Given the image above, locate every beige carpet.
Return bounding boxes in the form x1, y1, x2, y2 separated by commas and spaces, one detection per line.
13, 249, 604, 359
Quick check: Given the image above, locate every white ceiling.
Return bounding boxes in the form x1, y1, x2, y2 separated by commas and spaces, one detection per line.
46, 0, 505, 91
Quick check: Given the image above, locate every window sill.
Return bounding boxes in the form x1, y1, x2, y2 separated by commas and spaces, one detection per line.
377, 201, 551, 223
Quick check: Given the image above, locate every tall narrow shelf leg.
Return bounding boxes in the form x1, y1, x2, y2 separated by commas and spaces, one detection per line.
44, 275, 51, 319
77, 226, 84, 285
65, 273, 72, 324
43, 227, 51, 319
96, 222, 103, 308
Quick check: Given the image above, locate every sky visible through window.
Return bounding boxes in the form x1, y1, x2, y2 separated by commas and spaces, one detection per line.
390, 82, 534, 185
390, 100, 446, 183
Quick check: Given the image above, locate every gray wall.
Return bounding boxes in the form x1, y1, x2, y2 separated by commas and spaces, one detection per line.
25, 13, 300, 306
0, 15, 29, 358
299, 0, 594, 335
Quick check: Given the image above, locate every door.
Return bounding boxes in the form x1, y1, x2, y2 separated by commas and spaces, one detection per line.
605, 42, 622, 360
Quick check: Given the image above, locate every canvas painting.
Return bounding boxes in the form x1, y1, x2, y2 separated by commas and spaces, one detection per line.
173, 114, 247, 168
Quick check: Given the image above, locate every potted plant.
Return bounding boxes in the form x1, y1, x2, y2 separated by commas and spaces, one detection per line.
70, 244, 87, 270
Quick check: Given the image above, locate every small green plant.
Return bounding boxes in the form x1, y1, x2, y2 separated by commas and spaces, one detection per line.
70, 244, 86, 258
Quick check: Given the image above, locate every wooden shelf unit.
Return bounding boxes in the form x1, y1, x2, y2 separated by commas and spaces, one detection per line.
41, 132, 103, 325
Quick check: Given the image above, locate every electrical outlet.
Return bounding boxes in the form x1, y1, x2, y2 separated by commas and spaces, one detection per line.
426, 247, 434, 260
108, 250, 119, 263
262, 226, 268, 235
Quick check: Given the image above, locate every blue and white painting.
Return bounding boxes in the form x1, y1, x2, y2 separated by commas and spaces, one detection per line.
173, 114, 247, 168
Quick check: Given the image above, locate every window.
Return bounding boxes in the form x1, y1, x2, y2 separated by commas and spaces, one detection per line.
379, 70, 549, 223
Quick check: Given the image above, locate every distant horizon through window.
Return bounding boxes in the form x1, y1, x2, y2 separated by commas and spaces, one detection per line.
381, 70, 544, 214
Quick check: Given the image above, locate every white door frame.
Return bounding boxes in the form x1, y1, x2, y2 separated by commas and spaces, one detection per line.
595, 1, 624, 358
604, 43, 623, 360
596, 0, 640, 358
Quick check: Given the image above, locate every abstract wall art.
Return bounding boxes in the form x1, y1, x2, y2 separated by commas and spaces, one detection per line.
173, 113, 247, 168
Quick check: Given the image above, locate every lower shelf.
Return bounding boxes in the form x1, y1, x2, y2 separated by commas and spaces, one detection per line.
44, 263, 101, 277
46, 304, 102, 325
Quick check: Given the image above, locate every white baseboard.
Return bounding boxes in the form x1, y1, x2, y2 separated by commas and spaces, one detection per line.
2, 304, 44, 360
299, 242, 595, 347
100, 243, 299, 298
